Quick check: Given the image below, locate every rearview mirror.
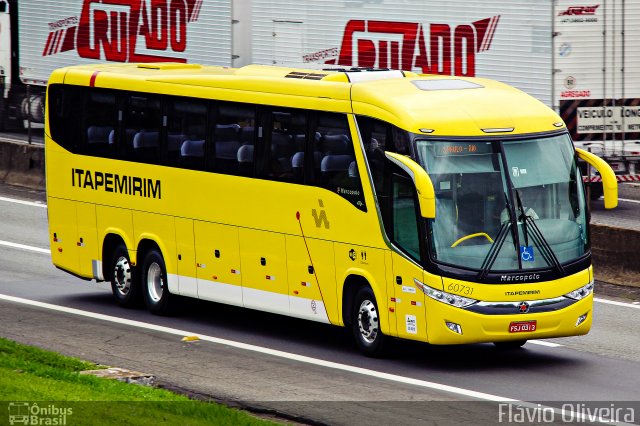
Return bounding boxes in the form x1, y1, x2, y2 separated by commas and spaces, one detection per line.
385, 152, 436, 218
575, 148, 618, 209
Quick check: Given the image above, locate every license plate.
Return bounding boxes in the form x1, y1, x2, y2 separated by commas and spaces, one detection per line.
509, 320, 537, 333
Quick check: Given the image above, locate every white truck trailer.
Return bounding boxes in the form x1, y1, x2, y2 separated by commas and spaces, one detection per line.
2, 0, 639, 189
0, 0, 244, 129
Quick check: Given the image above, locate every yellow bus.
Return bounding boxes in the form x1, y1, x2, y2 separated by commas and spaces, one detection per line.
45, 63, 617, 355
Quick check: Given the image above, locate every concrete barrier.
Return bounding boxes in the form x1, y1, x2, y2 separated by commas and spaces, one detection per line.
0, 139, 638, 287
591, 224, 640, 288
0, 139, 45, 190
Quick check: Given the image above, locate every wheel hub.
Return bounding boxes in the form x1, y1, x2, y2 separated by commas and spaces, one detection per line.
113, 256, 131, 295
147, 262, 164, 303
357, 299, 379, 344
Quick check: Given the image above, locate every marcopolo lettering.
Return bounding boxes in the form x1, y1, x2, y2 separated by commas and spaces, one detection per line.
71, 168, 161, 199
500, 273, 541, 282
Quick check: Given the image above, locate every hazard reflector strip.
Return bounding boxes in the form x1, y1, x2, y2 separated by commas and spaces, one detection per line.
583, 174, 640, 182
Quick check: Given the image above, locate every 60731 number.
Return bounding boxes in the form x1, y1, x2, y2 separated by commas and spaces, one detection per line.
447, 283, 474, 296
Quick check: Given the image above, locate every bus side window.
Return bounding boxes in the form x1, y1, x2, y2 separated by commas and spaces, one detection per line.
167, 98, 207, 169
122, 94, 162, 164
263, 108, 306, 183
214, 103, 256, 175
357, 116, 390, 197
392, 173, 421, 261
48, 84, 83, 153
312, 113, 366, 212
83, 90, 118, 158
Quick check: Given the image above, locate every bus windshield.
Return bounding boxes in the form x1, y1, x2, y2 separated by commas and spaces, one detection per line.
415, 134, 588, 273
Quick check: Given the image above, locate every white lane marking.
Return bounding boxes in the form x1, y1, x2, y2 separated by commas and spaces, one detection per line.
0, 195, 47, 208
527, 340, 563, 348
0, 293, 626, 424
0, 240, 50, 254
0, 293, 515, 402
618, 198, 640, 205
594, 297, 640, 310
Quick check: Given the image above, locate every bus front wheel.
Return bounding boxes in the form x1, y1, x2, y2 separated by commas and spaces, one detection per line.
352, 286, 387, 357
142, 249, 174, 315
110, 244, 141, 307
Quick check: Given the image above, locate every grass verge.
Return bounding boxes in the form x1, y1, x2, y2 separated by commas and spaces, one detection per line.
0, 337, 279, 425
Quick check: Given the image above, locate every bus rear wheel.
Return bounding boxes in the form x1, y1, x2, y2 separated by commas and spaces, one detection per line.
142, 249, 174, 315
110, 244, 141, 307
352, 286, 387, 357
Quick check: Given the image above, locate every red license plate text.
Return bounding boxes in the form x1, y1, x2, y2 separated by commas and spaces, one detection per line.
509, 320, 537, 333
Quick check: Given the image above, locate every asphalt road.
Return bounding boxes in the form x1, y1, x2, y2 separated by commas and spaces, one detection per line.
590, 183, 640, 231
1, 184, 640, 425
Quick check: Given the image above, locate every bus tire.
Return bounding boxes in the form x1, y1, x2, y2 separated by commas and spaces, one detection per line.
351, 286, 387, 357
110, 244, 141, 307
493, 340, 527, 349
141, 249, 174, 315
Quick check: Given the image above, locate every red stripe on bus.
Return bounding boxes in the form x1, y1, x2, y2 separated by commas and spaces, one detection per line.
89, 71, 100, 87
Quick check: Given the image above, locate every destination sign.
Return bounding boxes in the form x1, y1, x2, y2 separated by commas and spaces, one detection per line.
436, 142, 493, 156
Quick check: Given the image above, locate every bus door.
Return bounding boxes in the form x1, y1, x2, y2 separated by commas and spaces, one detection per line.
390, 174, 427, 341
239, 229, 289, 314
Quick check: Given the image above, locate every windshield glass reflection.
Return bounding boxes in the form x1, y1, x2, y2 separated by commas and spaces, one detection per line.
415, 134, 588, 272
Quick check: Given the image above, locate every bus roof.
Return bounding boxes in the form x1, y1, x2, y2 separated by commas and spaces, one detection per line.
51, 63, 564, 137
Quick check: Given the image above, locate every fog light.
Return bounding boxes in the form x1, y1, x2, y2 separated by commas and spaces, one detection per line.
445, 321, 463, 334
576, 312, 588, 327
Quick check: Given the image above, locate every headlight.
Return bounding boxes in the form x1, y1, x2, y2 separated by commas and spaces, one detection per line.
564, 280, 594, 300
414, 278, 478, 308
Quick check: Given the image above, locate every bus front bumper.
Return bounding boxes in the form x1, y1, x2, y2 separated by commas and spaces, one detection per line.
424, 294, 593, 345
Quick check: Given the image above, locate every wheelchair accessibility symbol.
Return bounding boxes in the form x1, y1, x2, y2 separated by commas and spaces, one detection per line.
520, 246, 534, 262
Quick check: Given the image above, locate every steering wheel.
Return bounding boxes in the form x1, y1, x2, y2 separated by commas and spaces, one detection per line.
451, 232, 494, 248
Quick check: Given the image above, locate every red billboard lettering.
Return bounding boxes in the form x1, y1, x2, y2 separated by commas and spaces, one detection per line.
336, 16, 500, 77
454, 25, 475, 76
55, 0, 199, 61
170, 0, 187, 52
145, 0, 169, 51
108, 10, 128, 61
357, 39, 376, 68
413, 26, 429, 71
559, 5, 600, 16
368, 21, 419, 71
430, 24, 451, 75
337, 20, 365, 67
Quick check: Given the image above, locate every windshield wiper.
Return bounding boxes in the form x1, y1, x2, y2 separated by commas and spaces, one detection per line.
477, 193, 518, 281
515, 190, 565, 275
477, 221, 510, 281
515, 190, 531, 247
